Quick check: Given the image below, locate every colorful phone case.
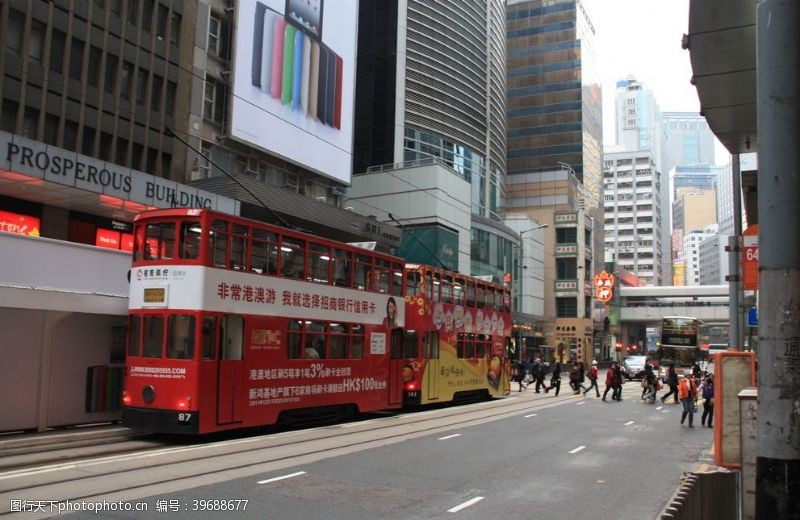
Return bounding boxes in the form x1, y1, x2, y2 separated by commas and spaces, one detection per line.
292, 29, 304, 111
281, 24, 297, 106
270, 17, 287, 99
316, 44, 328, 122
325, 46, 336, 125
251, 2, 266, 87
308, 41, 319, 117
334, 55, 343, 129
260, 8, 279, 93
301, 35, 311, 114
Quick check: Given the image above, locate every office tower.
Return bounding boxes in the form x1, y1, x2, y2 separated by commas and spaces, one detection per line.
603, 151, 662, 286
615, 76, 661, 162
682, 224, 718, 286
505, 0, 603, 363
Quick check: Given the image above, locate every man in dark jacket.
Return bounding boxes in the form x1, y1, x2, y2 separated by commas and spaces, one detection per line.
532, 358, 546, 393
660, 365, 679, 404
545, 362, 562, 396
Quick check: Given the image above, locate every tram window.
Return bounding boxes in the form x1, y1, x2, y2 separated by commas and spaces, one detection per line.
486, 289, 496, 311
431, 272, 441, 302
305, 321, 325, 359
464, 333, 475, 358
466, 281, 476, 307
201, 316, 216, 359
351, 324, 364, 359
476, 285, 486, 309
392, 264, 404, 296
453, 279, 465, 305
328, 323, 347, 359
220, 315, 243, 360
425, 272, 434, 300
210, 220, 228, 268
287, 320, 302, 359
475, 334, 487, 358
142, 315, 164, 358
309, 242, 331, 284
456, 333, 466, 358
179, 221, 201, 259
251, 229, 278, 274
128, 315, 141, 356
354, 254, 371, 290
332, 248, 352, 287
144, 222, 175, 260
280, 236, 305, 279
441, 276, 453, 304
502, 290, 511, 312
167, 315, 195, 359
373, 258, 389, 293
230, 224, 248, 270
406, 270, 421, 296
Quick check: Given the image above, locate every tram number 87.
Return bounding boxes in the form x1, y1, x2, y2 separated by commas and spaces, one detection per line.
178, 412, 193, 423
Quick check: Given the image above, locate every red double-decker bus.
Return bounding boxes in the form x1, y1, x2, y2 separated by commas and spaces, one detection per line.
399, 264, 512, 405
123, 208, 407, 434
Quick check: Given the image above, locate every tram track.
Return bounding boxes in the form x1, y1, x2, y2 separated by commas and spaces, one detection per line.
0, 392, 580, 516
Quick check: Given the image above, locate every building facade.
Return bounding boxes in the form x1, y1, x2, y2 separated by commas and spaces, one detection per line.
603, 151, 662, 286
682, 223, 718, 286
614, 76, 661, 162
505, 0, 603, 363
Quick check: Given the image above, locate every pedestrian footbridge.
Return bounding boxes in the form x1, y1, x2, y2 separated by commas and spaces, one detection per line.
619, 285, 729, 324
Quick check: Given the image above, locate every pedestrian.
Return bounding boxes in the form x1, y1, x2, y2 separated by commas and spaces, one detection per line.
660, 365, 679, 404
532, 358, 546, 393
700, 374, 714, 427
612, 361, 624, 401
602, 362, 616, 401
544, 361, 562, 396
514, 360, 527, 392
679, 370, 699, 428
642, 362, 657, 403
692, 363, 702, 380
584, 360, 600, 397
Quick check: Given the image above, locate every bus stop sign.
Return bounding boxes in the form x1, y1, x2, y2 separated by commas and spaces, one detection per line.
747, 307, 758, 327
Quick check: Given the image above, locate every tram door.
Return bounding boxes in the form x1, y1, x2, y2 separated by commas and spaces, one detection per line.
217, 315, 244, 424
425, 331, 440, 400
388, 329, 404, 405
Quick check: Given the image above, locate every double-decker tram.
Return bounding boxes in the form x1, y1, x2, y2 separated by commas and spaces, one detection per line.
400, 264, 512, 405
123, 208, 407, 434
122, 209, 512, 434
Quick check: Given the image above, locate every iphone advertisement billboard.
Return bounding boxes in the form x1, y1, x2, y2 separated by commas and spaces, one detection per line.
231, 0, 357, 184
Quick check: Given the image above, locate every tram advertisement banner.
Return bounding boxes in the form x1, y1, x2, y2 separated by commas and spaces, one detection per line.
129, 265, 404, 327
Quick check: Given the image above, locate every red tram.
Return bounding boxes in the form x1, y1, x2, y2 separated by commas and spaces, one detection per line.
122, 209, 511, 434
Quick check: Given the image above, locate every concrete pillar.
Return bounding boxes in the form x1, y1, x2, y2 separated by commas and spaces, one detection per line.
755, 1, 800, 518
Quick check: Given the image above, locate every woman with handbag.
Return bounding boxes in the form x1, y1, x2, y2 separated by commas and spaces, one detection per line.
700, 374, 714, 427
678, 370, 699, 428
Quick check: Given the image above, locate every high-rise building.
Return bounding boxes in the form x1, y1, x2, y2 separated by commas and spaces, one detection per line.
614, 76, 661, 162
603, 151, 662, 285
348, 0, 515, 278
699, 233, 729, 285
682, 224, 718, 286
505, 0, 604, 363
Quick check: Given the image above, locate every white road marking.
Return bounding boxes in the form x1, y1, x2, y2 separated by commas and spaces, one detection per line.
577, 401, 585, 405
257, 471, 307, 485
569, 445, 586, 454
524, 413, 538, 418
448, 496, 485, 513
624, 421, 635, 426
656, 406, 663, 410
438, 434, 462, 440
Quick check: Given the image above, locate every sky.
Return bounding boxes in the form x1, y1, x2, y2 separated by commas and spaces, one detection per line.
581, 0, 729, 164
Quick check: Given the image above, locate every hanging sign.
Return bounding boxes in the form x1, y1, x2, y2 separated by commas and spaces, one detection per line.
594, 271, 615, 303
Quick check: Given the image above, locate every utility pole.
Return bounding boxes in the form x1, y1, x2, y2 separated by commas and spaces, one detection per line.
755, 1, 800, 518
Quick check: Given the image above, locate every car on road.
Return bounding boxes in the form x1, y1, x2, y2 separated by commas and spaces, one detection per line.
621, 355, 651, 380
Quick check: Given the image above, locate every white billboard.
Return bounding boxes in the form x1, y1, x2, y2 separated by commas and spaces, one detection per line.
231, 0, 357, 185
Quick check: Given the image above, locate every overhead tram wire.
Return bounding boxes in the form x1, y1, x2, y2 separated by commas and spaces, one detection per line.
387, 213, 449, 271
165, 127, 291, 229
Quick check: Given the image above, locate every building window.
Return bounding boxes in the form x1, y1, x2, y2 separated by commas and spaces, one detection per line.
1, 100, 18, 132
169, 12, 181, 48
165, 80, 176, 115
82, 126, 96, 155
69, 38, 85, 81
146, 147, 158, 174
197, 141, 213, 178
142, 0, 155, 32
63, 120, 78, 151
156, 3, 169, 40
87, 47, 103, 87
104, 55, 118, 94
136, 69, 149, 105
22, 108, 39, 139
99, 132, 113, 161
203, 75, 226, 125
151, 74, 163, 112
43, 114, 59, 145
131, 143, 144, 170
29, 21, 46, 65
127, 0, 139, 26
5, 9, 24, 56
49, 29, 66, 74
116, 137, 128, 165
556, 297, 577, 318
120, 61, 134, 99
207, 12, 229, 58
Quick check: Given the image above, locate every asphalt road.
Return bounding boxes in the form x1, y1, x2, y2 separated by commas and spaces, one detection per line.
57, 382, 713, 520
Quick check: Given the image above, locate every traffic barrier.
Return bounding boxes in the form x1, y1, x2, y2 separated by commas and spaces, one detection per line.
660, 470, 737, 520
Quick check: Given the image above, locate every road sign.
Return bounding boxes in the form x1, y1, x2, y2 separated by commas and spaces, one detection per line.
742, 225, 759, 290
748, 307, 758, 327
